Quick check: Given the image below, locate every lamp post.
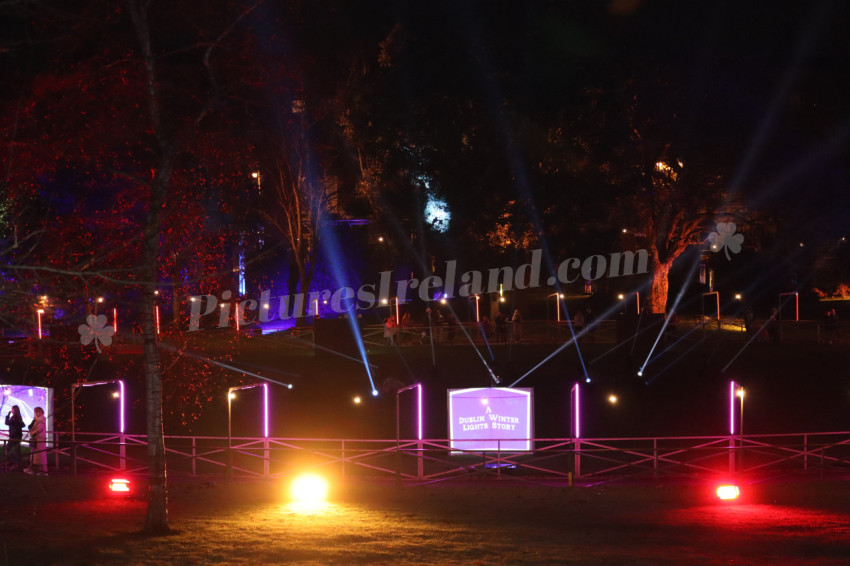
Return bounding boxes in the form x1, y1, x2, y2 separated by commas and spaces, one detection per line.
227, 383, 270, 480
396, 383, 424, 481
472, 295, 480, 323
570, 382, 581, 479
702, 291, 720, 322
71, 380, 126, 476
36, 309, 44, 339
618, 292, 640, 315
728, 380, 745, 473
549, 293, 565, 323
737, 386, 745, 472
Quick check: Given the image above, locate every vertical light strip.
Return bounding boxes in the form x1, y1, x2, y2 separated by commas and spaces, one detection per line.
36, 309, 44, 339
155, 306, 161, 335
263, 383, 269, 438
416, 383, 423, 441
572, 382, 581, 439
118, 380, 125, 434
729, 380, 736, 435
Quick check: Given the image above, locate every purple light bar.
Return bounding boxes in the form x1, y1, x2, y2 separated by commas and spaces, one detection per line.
416, 383, 423, 440
79, 380, 125, 434
118, 380, 125, 434
263, 383, 269, 438
570, 382, 580, 439
729, 380, 736, 435
229, 383, 269, 438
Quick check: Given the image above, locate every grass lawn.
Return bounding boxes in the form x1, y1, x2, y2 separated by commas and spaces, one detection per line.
2, 473, 849, 565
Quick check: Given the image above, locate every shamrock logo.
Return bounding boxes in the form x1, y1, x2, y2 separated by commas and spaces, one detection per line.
78, 314, 115, 353
707, 222, 744, 260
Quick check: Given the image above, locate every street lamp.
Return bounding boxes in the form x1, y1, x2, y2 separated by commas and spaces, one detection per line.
728, 380, 745, 472
71, 380, 126, 475
618, 292, 640, 314
549, 293, 565, 322
570, 382, 581, 479
36, 309, 44, 339
396, 382, 424, 480
227, 383, 269, 481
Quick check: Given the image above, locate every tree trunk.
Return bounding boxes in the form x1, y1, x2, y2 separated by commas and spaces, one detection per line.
142, 174, 171, 535
647, 261, 672, 314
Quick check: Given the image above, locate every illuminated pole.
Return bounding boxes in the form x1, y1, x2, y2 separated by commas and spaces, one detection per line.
703, 291, 720, 322
113, 307, 118, 335
778, 292, 799, 322
618, 292, 640, 315
729, 380, 737, 472
227, 383, 270, 480
549, 293, 564, 323
737, 386, 745, 473
570, 382, 581, 478
71, 380, 126, 475
396, 383, 424, 481
36, 309, 44, 339
473, 295, 480, 322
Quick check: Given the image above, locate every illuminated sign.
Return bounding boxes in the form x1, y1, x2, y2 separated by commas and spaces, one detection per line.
448, 387, 533, 451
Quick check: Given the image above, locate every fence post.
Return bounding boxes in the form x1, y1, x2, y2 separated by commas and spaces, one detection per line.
192, 437, 197, 476
803, 434, 808, 471
574, 438, 581, 478
653, 438, 658, 476
264, 437, 270, 477
729, 436, 735, 473
120, 433, 126, 471
417, 439, 423, 479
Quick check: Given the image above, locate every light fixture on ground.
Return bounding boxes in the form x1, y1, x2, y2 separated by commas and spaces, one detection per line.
289, 473, 329, 504
716, 484, 740, 500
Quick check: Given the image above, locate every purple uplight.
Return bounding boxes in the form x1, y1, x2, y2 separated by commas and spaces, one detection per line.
571, 382, 580, 439
416, 382, 423, 441
118, 380, 125, 434
397, 382, 423, 441
263, 383, 269, 438
729, 380, 736, 435
76, 380, 125, 434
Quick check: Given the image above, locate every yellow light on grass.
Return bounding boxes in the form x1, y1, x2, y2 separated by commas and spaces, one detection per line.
290, 473, 329, 504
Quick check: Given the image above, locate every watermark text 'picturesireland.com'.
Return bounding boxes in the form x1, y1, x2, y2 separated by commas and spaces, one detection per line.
187, 248, 649, 331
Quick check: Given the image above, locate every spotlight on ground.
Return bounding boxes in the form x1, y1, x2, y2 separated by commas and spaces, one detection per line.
716, 484, 740, 501
108, 478, 131, 493
289, 473, 329, 504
